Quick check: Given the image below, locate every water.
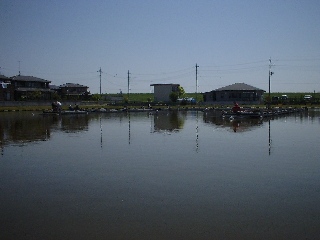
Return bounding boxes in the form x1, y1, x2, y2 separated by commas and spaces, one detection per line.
1, 110, 320, 239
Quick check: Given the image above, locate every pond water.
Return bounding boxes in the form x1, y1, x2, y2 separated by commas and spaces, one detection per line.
1, 110, 320, 240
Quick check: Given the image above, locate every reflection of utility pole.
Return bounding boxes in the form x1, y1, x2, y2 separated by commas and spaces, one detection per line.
97, 67, 102, 95
128, 112, 131, 145
268, 58, 274, 109
268, 119, 271, 155
196, 111, 199, 152
195, 63, 199, 102
100, 116, 103, 149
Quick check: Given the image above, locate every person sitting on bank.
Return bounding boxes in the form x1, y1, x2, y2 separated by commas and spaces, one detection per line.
74, 104, 80, 110
56, 101, 62, 112
52, 101, 58, 112
232, 102, 241, 113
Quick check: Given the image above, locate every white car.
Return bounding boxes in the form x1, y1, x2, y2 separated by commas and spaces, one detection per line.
304, 95, 312, 101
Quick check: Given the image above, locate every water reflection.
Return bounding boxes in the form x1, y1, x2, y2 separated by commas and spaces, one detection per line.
203, 111, 264, 132
153, 111, 185, 132
1, 110, 320, 239
1, 110, 319, 153
0, 112, 90, 149
60, 115, 89, 133
0, 112, 52, 147
269, 119, 272, 155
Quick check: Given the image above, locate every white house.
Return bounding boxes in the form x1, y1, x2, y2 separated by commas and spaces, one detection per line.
150, 83, 180, 102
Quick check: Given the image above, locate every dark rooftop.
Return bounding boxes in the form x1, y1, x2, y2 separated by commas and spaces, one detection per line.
215, 83, 265, 92
0, 74, 10, 80
11, 75, 51, 83
59, 83, 88, 88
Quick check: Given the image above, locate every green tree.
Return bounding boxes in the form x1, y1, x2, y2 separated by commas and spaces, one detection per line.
91, 94, 101, 101
169, 92, 179, 102
178, 86, 185, 98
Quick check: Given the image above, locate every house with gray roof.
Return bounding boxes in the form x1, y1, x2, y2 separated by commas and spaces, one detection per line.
203, 83, 265, 104
0, 74, 15, 101
59, 83, 90, 100
11, 75, 53, 100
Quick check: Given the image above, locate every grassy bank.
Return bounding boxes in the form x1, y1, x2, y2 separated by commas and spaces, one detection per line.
107, 92, 319, 102
1, 92, 319, 112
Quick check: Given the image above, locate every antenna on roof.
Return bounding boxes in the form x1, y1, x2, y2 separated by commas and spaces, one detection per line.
18, 61, 21, 76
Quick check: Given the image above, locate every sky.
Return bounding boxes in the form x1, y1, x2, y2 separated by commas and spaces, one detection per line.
1, 0, 320, 94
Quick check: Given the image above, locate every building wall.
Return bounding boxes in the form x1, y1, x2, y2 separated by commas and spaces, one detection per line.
153, 85, 179, 102
0, 82, 15, 101
204, 90, 264, 104
60, 87, 88, 94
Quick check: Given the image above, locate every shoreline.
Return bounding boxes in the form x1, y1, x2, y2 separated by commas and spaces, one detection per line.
1, 104, 319, 113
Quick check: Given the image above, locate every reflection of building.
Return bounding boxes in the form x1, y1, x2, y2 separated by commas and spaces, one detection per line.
0, 113, 90, 150
203, 83, 265, 104
150, 84, 180, 102
153, 111, 184, 132
0, 113, 52, 146
203, 111, 263, 132
60, 115, 89, 132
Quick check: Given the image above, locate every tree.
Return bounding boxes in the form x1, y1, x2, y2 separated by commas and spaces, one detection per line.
178, 86, 185, 98
169, 92, 179, 102
170, 86, 185, 102
91, 94, 101, 101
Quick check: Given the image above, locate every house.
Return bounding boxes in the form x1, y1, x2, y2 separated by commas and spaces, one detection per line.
59, 83, 90, 100
10, 75, 53, 100
150, 83, 180, 102
0, 75, 15, 101
203, 83, 265, 104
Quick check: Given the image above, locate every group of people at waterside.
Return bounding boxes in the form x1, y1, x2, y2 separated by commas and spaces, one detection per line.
51, 101, 62, 112
51, 101, 80, 112
232, 102, 241, 114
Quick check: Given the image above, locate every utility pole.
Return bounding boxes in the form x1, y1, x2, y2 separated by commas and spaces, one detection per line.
127, 70, 130, 101
268, 58, 274, 109
195, 63, 199, 102
97, 67, 102, 95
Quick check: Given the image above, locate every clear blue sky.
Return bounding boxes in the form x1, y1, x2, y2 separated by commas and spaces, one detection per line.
1, 0, 320, 94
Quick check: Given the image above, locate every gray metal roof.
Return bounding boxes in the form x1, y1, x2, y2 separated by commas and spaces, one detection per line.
150, 83, 180, 86
11, 75, 51, 83
215, 83, 265, 91
0, 74, 10, 80
49, 85, 60, 90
